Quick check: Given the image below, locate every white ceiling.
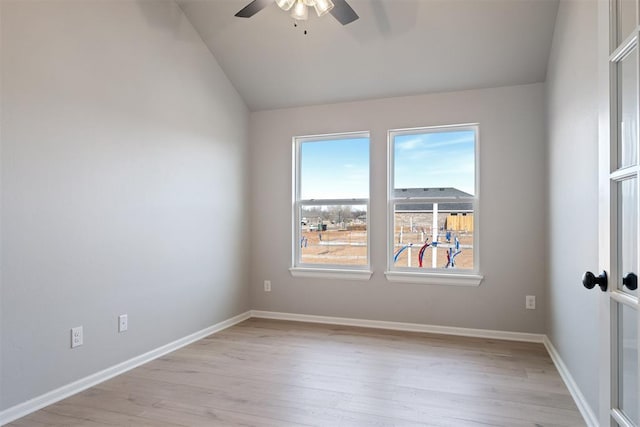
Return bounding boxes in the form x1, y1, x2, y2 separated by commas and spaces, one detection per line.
178, 0, 559, 111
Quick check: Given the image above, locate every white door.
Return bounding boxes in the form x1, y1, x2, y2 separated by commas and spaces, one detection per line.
596, 0, 640, 425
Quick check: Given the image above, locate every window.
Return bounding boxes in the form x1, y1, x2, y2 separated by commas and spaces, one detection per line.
291, 132, 372, 280
386, 124, 482, 286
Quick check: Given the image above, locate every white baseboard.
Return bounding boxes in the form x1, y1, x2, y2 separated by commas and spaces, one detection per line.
0, 310, 596, 427
0, 310, 252, 426
250, 310, 545, 343
543, 336, 598, 427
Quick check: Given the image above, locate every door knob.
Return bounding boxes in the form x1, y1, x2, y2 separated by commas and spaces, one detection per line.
582, 271, 608, 292
623, 272, 638, 291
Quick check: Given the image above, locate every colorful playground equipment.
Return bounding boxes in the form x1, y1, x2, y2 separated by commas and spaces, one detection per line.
394, 232, 463, 268
417, 239, 435, 267
393, 243, 414, 263
445, 236, 462, 268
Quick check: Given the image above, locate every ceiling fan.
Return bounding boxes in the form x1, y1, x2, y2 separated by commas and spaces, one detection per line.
235, 0, 359, 25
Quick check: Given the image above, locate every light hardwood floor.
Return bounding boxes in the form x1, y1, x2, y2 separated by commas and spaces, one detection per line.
9, 318, 585, 426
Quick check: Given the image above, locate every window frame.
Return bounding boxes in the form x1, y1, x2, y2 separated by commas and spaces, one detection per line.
290, 131, 372, 280
385, 123, 483, 286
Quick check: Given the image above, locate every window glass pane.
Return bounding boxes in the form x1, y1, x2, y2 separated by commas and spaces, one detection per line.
618, 303, 638, 424
300, 137, 369, 200
618, 47, 638, 168
618, 177, 638, 296
393, 202, 474, 270
393, 130, 475, 196
300, 204, 367, 266
618, 0, 637, 45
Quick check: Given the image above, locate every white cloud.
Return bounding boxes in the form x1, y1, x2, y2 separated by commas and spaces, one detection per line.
395, 136, 425, 151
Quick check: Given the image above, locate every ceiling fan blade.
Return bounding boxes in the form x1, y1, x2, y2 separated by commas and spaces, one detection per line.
330, 0, 359, 25
235, 0, 275, 18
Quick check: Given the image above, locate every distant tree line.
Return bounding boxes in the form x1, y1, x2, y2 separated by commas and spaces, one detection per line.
301, 205, 367, 225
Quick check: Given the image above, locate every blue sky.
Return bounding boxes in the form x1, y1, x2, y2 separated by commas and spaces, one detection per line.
301, 137, 369, 199
394, 130, 475, 195
300, 130, 475, 199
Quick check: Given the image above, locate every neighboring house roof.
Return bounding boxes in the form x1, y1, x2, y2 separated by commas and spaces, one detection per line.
394, 188, 473, 212
394, 187, 473, 198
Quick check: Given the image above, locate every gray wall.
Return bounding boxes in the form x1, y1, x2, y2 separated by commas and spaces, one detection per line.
545, 0, 599, 413
1, 0, 250, 410
249, 83, 548, 333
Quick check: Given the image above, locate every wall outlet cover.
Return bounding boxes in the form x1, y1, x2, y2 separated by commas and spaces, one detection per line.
71, 326, 83, 348
525, 295, 536, 310
119, 314, 128, 332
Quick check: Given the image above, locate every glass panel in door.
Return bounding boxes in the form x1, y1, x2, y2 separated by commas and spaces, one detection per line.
618, 178, 639, 296
618, 0, 638, 45
618, 47, 638, 168
618, 302, 639, 424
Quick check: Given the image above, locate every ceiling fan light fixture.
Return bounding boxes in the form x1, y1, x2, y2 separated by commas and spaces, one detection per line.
313, 0, 334, 17
276, 0, 296, 10
234, 0, 358, 25
291, 0, 308, 20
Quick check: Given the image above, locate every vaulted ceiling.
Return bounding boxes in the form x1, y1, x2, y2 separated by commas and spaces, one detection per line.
178, 0, 559, 111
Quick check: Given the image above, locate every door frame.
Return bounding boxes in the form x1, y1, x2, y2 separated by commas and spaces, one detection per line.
597, 2, 613, 426
598, 1, 640, 426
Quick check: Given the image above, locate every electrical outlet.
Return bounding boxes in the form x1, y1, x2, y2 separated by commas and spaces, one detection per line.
526, 295, 536, 310
264, 280, 271, 292
71, 326, 83, 348
118, 314, 128, 332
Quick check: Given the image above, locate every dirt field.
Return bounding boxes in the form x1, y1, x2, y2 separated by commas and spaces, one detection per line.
394, 212, 474, 270
300, 228, 367, 266
299, 212, 474, 270
392, 232, 474, 269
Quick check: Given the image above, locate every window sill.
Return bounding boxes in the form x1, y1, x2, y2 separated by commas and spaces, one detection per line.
384, 271, 483, 286
289, 267, 373, 281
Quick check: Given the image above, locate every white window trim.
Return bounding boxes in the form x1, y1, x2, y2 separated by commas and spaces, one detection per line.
289, 267, 373, 280
291, 131, 371, 278
384, 271, 483, 286
385, 123, 483, 286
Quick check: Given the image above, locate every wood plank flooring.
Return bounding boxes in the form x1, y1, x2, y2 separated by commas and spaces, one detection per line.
8, 318, 585, 426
